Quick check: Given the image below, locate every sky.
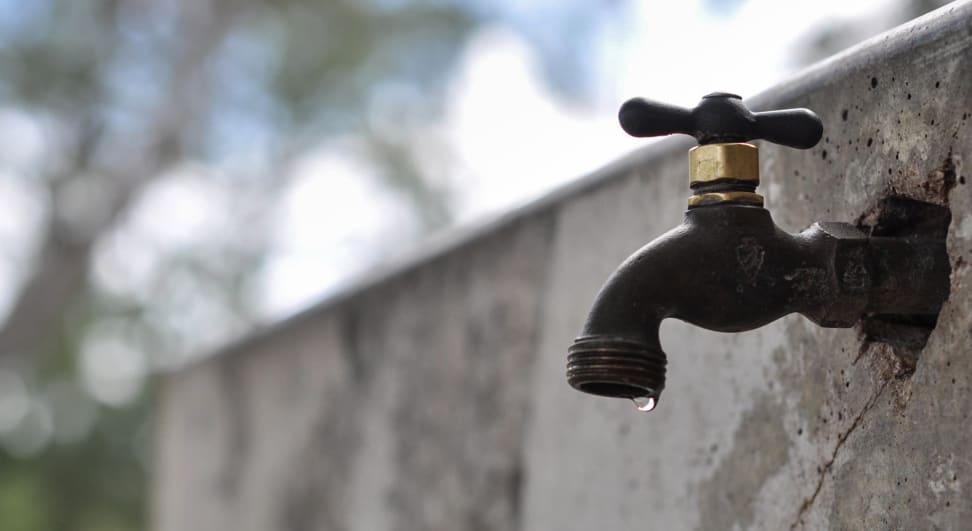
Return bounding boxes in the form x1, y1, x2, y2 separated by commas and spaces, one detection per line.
258, 0, 909, 317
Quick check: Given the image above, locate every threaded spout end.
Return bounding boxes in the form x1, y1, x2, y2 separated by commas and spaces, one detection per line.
567, 337, 667, 401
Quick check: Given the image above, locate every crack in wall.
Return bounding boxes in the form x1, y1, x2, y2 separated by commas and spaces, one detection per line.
789, 380, 890, 530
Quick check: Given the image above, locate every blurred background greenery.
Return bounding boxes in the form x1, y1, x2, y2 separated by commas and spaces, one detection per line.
0, 0, 952, 528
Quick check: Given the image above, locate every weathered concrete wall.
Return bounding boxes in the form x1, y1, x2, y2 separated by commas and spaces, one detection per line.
154, 3, 972, 530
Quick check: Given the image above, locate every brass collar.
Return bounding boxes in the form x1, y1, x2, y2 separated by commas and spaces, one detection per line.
689, 143, 759, 184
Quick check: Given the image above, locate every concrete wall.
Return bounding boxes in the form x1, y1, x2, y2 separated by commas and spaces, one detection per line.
153, 3, 972, 530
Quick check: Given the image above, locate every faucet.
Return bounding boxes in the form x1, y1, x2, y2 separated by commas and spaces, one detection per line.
566, 93, 950, 412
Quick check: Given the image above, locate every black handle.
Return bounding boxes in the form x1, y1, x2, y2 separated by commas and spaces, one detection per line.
619, 92, 823, 149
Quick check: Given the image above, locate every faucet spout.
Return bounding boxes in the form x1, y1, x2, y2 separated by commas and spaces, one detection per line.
566, 204, 949, 407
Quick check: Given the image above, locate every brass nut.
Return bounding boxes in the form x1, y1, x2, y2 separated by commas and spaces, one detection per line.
688, 191, 764, 208
689, 143, 759, 184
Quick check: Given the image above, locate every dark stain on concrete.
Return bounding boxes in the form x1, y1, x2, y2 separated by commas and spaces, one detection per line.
217, 358, 250, 500
696, 394, 791, 531
884, 152, 958, 206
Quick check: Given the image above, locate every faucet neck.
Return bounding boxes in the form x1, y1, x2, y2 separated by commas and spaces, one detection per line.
687, 142, 763, 208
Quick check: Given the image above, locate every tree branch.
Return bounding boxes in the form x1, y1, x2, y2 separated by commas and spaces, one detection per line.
0, 0, 243, 369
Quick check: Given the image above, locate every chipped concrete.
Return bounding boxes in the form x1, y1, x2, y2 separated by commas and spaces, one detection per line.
154, 3, 972, 530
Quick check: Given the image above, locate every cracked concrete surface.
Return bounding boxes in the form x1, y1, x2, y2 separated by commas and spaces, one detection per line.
154, 3, 972, 530
789, 380, 889, 530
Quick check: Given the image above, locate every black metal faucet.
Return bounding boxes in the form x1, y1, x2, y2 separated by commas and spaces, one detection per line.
566, 93, 950, 412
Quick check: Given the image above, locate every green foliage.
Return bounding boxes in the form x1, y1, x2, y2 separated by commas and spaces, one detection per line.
0, 0, 129, 114
0, 393, 152, 531
264, 0, 477, 130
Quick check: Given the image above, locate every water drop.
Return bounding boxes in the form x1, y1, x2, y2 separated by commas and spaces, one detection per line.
632, 396, 656, 412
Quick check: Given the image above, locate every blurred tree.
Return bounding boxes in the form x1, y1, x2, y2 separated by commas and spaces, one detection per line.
0, 0, 618, 528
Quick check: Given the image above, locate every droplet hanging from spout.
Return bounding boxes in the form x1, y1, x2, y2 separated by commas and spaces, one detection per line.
632, 396, 657, 412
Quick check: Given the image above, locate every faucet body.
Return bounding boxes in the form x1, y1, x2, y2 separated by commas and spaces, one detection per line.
568, 194, 949, 404
567, 93, 951, 408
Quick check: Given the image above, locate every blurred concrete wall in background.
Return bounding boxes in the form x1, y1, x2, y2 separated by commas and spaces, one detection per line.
153, 3, 972, 529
